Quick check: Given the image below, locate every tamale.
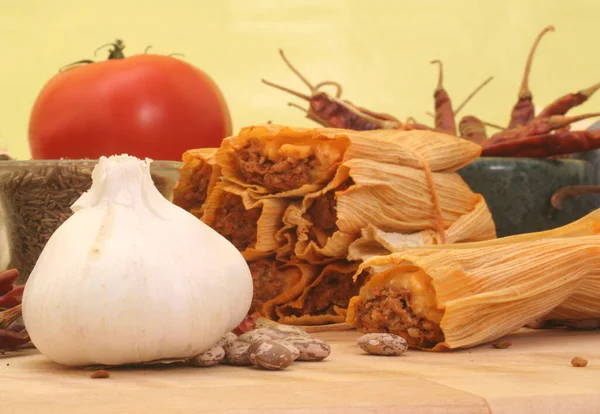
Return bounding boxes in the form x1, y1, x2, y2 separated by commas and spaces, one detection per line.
215, 124, 482, 198
347, 210, 600, 350
276, 261, 370, 325
289, 158, 495, 263
201, 181, 288, 261
172, 148, 220, 218
248, 259, 318, 319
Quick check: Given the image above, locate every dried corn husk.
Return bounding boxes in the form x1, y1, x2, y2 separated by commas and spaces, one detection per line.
347, 196, 496, 261
347, 210, 600, 351
289, 158, 495, 263
248, 260, 319, 319
172, 148, 219, 218
215, 124, 481, 198
201, 181, 288, 261
276, 261, 370, 325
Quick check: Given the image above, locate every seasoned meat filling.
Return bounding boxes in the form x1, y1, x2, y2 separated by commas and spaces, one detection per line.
179, 163, 212, 209
248, 260, 283, 315
212, 192, 260, 250
284, 270, 367, 317
305, 180, 352, 245
231, 141, 320, 192
351, 286, 444, 349
307, 190, 337, 230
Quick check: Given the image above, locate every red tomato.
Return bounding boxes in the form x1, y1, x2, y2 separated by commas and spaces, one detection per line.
28, 53, 232, 161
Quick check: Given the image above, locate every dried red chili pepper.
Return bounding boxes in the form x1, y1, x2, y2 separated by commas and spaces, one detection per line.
423, 76, 495, 135
537, 82, 600, 119
507, 25, 555, 129
263, 49, 403, 131
0, 329, 30, 351
0, 286, 24, 309
490, 112, 600, 142
458, 116, 488, 144
0, 269, 19, 296
481, 129, 600, 158
232, 315, 256, 336
430, 60, 456, 135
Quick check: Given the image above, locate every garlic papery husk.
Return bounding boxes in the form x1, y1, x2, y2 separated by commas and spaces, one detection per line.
22, 154, 253, 367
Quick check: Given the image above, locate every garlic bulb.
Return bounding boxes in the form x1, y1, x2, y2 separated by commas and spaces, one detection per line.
22, 155, 253, 367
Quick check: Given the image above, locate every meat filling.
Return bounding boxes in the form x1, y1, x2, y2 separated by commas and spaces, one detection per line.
211, 192, 260, 250
305, 180, 352, 245
231, 140, 320, 192
174, 163, 212, 210
351, 286, 445, 349
285, 270, 367, 317
248, 260, 284, 315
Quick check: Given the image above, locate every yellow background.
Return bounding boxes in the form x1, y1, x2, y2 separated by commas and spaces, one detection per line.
1, 0, 599, 159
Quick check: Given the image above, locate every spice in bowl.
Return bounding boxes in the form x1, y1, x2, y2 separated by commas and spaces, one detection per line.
0, 159, 180, 283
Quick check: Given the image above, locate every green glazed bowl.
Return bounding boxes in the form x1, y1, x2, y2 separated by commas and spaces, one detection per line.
457, 157, 598, 238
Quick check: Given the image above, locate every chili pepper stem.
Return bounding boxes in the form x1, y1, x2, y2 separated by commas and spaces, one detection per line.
455, 76, 494, 115
261, 79, 311, 101
581, 82, 600, 98
315, 81, 343, 98
430, 60, 445, 93
288, 103, 330, 127
518, 25, 555, 99
0, 304, 22, 330
548, 112, 600, 129
277, 49, 316, 93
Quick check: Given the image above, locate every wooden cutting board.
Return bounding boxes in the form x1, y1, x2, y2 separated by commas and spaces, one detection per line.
1, 328, 599, 413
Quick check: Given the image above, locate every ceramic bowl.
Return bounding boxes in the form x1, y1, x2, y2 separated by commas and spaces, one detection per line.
457, 157, 598, 237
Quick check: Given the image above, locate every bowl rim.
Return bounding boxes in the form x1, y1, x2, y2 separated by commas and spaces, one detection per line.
0, 159, 182, 168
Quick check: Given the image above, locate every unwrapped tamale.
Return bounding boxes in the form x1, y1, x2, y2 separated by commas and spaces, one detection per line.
347, 210, 600, 350
215, 124, 482, 198
248, 259, 318, 319
202, 182, 288, 261
283, 158, 495, 263
275, 261, 370, 325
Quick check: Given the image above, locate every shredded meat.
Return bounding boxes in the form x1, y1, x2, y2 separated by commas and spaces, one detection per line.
231, 140, 320, 192
284, 270, 368, 317
173, 163, 212, 211
351, 286, 444, 349
248, 260, 283, 315
307, 190, 337, 230
305, 179, 352, 245
211, 192, 260, 250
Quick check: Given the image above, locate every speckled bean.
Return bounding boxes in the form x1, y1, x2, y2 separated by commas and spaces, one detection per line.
284, 337, 331, 361
223, 340, 252, 366
357, 333, 408, 356
248, 340, 293, 370
191, 345, 225, 367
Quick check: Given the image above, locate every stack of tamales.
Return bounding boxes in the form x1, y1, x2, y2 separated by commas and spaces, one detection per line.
172, 124, 497, 326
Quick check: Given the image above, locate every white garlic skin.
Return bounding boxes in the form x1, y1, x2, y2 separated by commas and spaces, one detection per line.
22, 155, 253, 367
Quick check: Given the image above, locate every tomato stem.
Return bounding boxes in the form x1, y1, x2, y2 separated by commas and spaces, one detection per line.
95, 39, 126, 60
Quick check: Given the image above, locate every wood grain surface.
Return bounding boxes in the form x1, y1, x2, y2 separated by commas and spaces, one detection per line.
1, 328, 599, 413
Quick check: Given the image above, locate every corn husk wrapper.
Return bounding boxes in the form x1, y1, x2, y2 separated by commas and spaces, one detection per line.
216, 125, 482, 198
288, 158, 495, 263
276, 261, 370, 325
172, 148, 220, 218
248, 260, 319, 320
347, 195, 496, 261
347, 210, 600, 351
201, 181, 288, 261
